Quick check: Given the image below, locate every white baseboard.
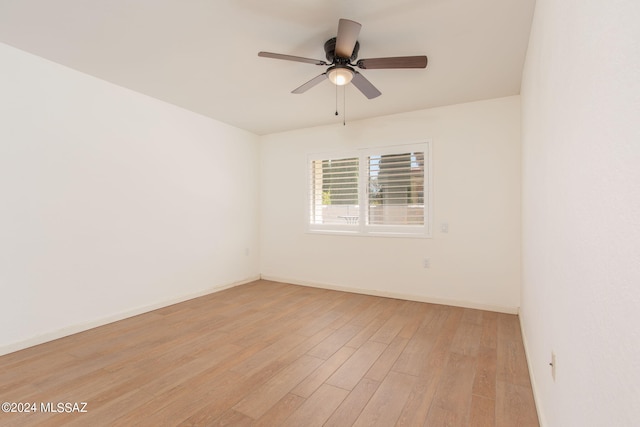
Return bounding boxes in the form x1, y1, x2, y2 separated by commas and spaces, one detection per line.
0, 275, 260, 357
519, 315, 547, 427
260, 275, 519, 315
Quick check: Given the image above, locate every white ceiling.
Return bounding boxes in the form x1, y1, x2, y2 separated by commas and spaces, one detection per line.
0, 0, 535, 135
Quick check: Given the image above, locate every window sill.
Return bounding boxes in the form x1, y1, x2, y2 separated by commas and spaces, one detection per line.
306, 228, 432, 239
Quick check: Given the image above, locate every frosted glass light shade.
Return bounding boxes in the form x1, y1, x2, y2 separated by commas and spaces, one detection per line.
327, 67, 354, 86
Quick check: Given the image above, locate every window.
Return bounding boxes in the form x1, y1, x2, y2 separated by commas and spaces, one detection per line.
308, 143, 431, 237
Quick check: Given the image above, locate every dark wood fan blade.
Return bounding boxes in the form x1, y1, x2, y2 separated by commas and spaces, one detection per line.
335, 19, 362, 58
292, 73, 328, 94
357, 56, 428, 69
351, 71, 381, 99
258, 51, 327, 66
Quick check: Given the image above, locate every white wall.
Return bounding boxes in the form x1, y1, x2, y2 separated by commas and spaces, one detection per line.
520, 1, 640, 425
0, 43, 260, 355
260, 96, 522, 313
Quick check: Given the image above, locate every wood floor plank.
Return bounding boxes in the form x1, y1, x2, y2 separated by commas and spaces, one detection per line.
496, 335, 532, 387
295, 308, 344, 337
470, 395, 496, 427
253, 393, 305, 427
473, 345, 498, 398
364, 335, 409, 382
397, 301, 431, 340
395, 308, 465, 425
325, 340, 387, 390
343, 303, 399, 349
481, 311, 499, 349
307, 324, 361, 360
391, 308, 444, 375
424, 352, 476, 426
66, 388, 158, 427
496, 381, 539, 427
233, 354, 323, 419
282, 384, 349, 427
112, 369, 244, 426
293, 346, 355, 398
461, 307, 485, 325
425, 306, 464, 361
0, 280, 538, 427
136, 343, 244, 397
395, 375, 440, 427
346, 298, 393, 328
325, 293, 374, 330
369, 312, 408, 344
324, 378, 381, 427
0, 352, 79, 396
229, 333, 307, 376
274, 326, 336, 366
207, 409, 254, 427
177, 363, 284, 426
450, 318, 483, 357
497, 313, 524, 344
353, 370, 417, 426
343, 314, 389, 349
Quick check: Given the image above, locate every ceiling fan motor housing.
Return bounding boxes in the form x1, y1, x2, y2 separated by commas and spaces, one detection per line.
324, 37, 360, 64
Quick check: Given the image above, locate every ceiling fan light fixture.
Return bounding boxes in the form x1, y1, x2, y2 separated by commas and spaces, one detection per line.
327, 67, 354, 86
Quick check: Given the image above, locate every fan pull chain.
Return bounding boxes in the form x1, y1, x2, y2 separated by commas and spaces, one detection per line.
335, 83, 338, 116
343, 85, 346, 126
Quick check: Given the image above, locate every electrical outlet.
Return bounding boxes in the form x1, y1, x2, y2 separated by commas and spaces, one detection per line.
550, 352, 556, 381
423, 258, 430, 268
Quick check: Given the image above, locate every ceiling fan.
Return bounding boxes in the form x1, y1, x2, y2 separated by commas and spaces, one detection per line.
258, 18, 428, 99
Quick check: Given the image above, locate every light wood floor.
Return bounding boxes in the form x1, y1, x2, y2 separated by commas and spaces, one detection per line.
0, 280, 538, 426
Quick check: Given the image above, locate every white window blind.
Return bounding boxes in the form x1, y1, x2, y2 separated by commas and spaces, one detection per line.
367, 152, 425, 227
309, 157, 359, 226
308, 143, 430, 237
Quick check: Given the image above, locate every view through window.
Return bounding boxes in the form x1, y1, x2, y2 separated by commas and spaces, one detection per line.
308, 143, 430, 237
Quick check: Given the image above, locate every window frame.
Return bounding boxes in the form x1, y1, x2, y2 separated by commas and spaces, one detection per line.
307, 142, 432, 238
